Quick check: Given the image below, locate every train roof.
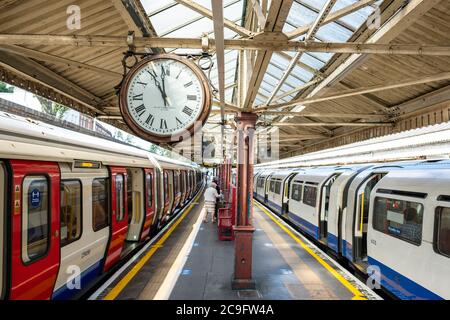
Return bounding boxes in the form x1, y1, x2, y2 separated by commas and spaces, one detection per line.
0, 111, 198, 170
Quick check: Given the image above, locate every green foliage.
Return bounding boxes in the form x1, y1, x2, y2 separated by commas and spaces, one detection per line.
35, 95, 69, 119
0, 82, 14, 93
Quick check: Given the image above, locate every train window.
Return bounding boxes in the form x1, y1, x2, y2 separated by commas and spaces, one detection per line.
274, 181, 281, 195
147, 174, 153, 208
435, 207, 450, 257
303, 185, 317, 207
60, 180, 82, 246
92, 178, 109, 231
115, 174, 125, 222
174, 172, 179, 195
164, 172, 168, 202
22, 176, 49, 263
270, 180, 275, 192
291, 184, 302, 202
373, 197, 423, 246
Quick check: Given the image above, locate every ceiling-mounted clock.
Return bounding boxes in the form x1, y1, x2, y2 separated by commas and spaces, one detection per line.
119, 54, 212, 143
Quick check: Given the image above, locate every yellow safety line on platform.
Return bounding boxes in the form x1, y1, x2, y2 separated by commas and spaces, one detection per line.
254, 201, 367, 300
103, 191, 203, 300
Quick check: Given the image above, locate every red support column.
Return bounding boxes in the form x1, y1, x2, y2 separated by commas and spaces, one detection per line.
232, 112, 258, 290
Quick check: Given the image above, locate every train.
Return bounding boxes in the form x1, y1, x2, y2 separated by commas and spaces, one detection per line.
254, 160, 450, 300
0, 111, 204, 300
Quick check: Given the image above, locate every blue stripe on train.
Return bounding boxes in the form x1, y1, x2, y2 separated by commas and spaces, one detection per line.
255, 193, 265, 203
52, 260, 103, 300
267, 199, 283, 215
327, 232, 338, 252
343, 240, 353, 261
368, 257, 443, 300
287, 212, 319, 239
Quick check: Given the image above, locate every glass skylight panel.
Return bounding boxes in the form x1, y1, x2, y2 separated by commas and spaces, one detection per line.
165, 18, 214, 38
340, 7, 376, 29
271, 53, 290, 69
142, 0, 175, 16
266, 63, 285, 79
286, 1, 317, 29
300, 52, 325, 69
316, 23, 353, 42
290, 66, 313, 82
255, 97, 265, 105
260, 81, 275, 94
223, 0, 244, 21
150, 4, 201, 35
300, 0, 327, 10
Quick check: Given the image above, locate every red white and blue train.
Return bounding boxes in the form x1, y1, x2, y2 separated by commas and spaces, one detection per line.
254, 161, 450, 300
0, 111, 204, 300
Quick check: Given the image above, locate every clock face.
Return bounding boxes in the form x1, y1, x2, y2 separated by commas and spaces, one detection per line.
122, 56, 208, 140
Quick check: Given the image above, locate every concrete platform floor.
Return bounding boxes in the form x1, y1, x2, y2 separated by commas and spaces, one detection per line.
170, 202, 378, 300
94, 190, 379, 300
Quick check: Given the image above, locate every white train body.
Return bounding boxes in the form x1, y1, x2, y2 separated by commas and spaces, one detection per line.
255, 160, 450, 300
0, 112, 203, 300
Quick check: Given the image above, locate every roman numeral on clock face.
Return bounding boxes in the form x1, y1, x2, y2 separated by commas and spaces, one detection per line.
183, 106, 193, 117
176, 117, 183, 126
135, 104, 146, 116
145, 114, 154, 126
187, 95, 197, 101
160, 119, 167, 129
133, 93, 143, 100
184, 81, 193, 88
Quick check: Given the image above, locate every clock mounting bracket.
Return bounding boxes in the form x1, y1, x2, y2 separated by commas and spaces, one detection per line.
114, 31, 218, 96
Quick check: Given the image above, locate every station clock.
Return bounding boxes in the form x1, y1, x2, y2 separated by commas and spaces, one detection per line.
119, 54, 212, 143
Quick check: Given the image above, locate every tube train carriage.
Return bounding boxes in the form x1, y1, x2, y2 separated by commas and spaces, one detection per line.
0, 112, 204, 300
254, 161, 450, 300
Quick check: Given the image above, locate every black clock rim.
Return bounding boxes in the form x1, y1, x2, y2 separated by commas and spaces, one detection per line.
119, 54, 212, 144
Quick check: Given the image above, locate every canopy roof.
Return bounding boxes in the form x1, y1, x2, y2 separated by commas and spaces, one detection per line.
0, 0, 449, 159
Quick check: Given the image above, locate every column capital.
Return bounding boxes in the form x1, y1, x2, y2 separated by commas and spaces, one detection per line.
234, 112, 258, 127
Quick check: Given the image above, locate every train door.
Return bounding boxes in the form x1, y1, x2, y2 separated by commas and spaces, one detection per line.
9, 160, 60, 299
353, 173, 386, 265
187, 171, 192, 199
151, 168, 164, 233
282, 173, 296, 215
161, 171, 170, 223
140, 169, 154, 241
264, 175, 271, 204
173, 171, 180, 210
125, 168, 145, 243
167, 170, 174, 215
180, 171, 186, 205
0, 162, 5, 300
319, 174, 341, 240
103, 167, 129, 272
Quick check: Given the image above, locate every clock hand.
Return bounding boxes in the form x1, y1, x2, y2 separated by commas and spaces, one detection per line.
160, 65, 170, 107
148, 69, 167, 106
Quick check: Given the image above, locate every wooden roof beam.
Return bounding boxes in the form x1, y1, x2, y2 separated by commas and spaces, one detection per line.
393, 84, 450, 119
0, 45, 121, 79
173, 0, 254, 37
2, 35, 450, 56
270, 122, 392, 127
257, 71, 450, 111
0, 51, 107, 115
255, 111, 386, 119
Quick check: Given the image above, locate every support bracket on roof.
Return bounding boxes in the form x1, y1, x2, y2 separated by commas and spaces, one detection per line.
201, 32, 210, 54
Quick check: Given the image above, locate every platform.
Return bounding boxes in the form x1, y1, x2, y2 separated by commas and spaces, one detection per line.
90, 192, 380, 300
